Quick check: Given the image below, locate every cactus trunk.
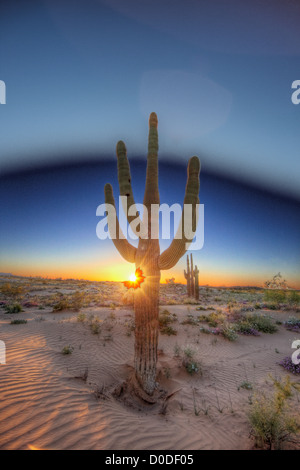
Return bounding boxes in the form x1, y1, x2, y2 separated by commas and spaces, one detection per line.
134, 240, 160, 394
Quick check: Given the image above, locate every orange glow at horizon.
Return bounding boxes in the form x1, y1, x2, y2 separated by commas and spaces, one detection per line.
1, 259, 300, 289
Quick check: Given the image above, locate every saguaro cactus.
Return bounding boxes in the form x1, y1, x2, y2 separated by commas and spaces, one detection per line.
190, 253, 195, 297
104, 112, 200, 396
194, 265, 199, 301
184, 255, 191, 297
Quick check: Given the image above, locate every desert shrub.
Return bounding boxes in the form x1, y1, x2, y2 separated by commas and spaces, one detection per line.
280, 356, 300, 375
90, 320, 101, 335
61, 345, 74, 355
199, 326, 213, 334
283, 317, 300, 333
198, 312, 226, 327
249, 379, 299, 450
0, 283, 23, 298
183, 298, 200, 305
160, 325, 177, 336
270, 375, 293, 398
10, 319, 27, 325
159, 310, 176, 329
77, 312, 86, 323
53, 299, 72, 312
173, 344, 181, 357
220, 324, 238, 341
181, 315, 198, 325
53, 291, 85, 312
181, 347, 201, 375
4, 303, 23, 314
245, 313, 277, 334
238, 381, 253, 391
264, 289, 286, 304
288, 291, 300, 305
185, 360, 200, 375
235, 320, 260, 336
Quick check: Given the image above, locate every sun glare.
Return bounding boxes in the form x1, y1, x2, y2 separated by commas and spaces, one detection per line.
123, 268, 146, 289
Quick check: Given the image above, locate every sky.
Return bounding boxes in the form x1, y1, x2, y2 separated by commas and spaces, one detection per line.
0, 0, 300, 198
0, 160, 299, 288
0, 1, 300, 287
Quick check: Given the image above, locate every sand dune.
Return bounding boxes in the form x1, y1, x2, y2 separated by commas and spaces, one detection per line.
1, 298, 299, 450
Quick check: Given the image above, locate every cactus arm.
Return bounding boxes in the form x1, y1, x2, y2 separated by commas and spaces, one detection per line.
141, 112, 160, 240
104, 183, 137, 263
116, 140, 143, 235
143, 112, 160, 208
158, 156, 200, 270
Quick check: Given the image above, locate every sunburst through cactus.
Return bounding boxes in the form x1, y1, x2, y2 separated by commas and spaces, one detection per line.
123, 268, 145, 290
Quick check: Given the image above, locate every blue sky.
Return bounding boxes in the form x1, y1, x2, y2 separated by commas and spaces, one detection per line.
0, 0, 300, 199
0, 1, 299, 286
0, 161, 299, 287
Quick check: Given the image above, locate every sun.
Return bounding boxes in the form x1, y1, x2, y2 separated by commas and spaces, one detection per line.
129, 273, 137, 283
123, 268, 145, 290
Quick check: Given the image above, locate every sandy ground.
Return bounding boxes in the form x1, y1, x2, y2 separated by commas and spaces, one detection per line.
0, 278, 299, 450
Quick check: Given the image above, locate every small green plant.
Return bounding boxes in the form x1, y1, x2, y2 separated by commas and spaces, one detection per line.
163, 367, 171, 379
77, 312, 86, 323
53, 299, 72, 312
182, 347, 200, 375
181, 315, 198, 326
245, 313, 278, 334
10, 319, 27, 325
238, 381, 253, 391
249, 391, 299, 450
62, 345, 74, 355
288, 291, 300, 305
91, 321, 101, 335
174, 343, 181, 357
160, 325, 177, 336
221, 324, 238, 341
183, 346, 194, 358
159, 312, 172, 327
4, 303, 23, 314
159, 310, 176, 334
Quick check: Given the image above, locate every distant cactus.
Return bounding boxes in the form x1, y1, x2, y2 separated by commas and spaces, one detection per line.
184, 253, 199, 300
194, 265, 199, 301
190, 253, 195, 297
184, 255, 191, 297
104, 112, 200, 396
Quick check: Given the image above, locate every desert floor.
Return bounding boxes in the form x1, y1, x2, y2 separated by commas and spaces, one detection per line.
0, 276, 299, 450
